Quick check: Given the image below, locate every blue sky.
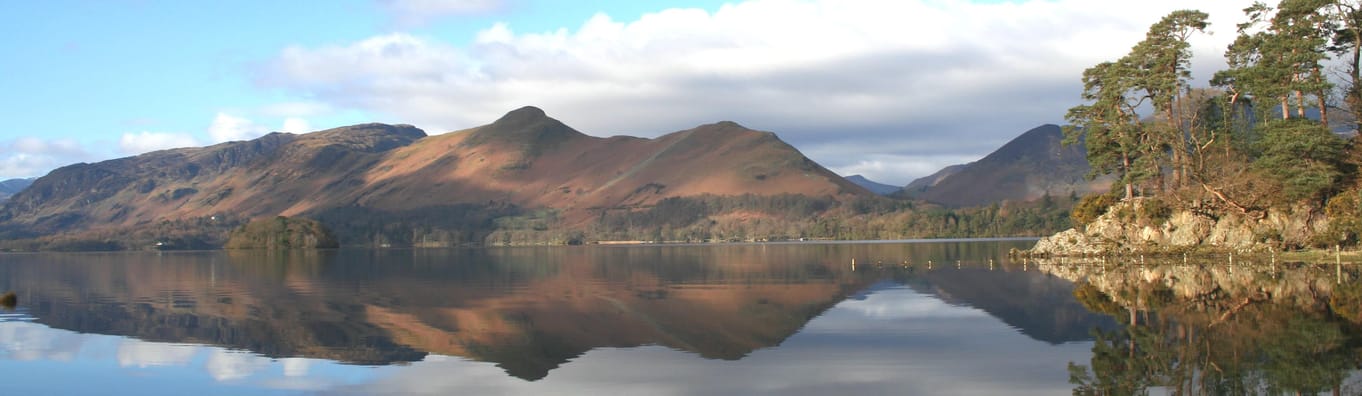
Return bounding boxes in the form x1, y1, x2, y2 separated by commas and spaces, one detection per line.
1, 0, 1250, 184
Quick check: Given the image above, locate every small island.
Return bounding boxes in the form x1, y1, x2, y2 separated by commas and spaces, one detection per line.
224, 216, 339, 249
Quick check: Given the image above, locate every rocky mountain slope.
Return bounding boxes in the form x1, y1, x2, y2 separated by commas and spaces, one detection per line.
901, 124, 1109, 207
0, 106, 868, 246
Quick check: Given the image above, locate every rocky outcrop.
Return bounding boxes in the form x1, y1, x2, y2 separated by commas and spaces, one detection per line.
1030, 198, 1329, 255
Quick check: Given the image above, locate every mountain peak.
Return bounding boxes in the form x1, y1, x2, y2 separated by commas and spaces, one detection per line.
495, 106, 548, 124
688, 121, 752, 132
463, 106, 585, 152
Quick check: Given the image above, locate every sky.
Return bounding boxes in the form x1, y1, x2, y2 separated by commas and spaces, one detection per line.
0, 0, 1254, 185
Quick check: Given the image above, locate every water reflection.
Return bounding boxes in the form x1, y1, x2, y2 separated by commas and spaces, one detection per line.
1036, 259, 1362, 395
0, 241, 1117, 393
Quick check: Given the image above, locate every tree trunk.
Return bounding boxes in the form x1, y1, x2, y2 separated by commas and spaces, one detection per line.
1171, 88, 1186, 190
1320, 93, 1329, 127
1316, 67, 1329, 127
1153, 159, 1165, 194
1227, 92, 1239, 158
1123, 152, 1134, 200
1296, 90, 1307, 118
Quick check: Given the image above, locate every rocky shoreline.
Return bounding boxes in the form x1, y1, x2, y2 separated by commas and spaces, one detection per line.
1028, 198, 1330, 256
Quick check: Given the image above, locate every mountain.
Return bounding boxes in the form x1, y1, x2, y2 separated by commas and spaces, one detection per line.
0, 106, 868, 247
0, 177, 35, 202
902, 164, 966, 192
351, 107, 865, 217
900, 124, 1109, 207
844, 174, 900, 195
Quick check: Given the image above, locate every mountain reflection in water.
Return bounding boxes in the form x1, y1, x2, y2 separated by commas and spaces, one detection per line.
0, 241, 1113, 393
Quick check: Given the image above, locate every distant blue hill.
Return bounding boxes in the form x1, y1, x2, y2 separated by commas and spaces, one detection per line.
844, 175, 900, 195
0, 177, 35, 202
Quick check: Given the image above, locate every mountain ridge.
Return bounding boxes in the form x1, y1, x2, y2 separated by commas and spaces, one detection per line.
900, 124, 1109, 207
0, 107, 870, 247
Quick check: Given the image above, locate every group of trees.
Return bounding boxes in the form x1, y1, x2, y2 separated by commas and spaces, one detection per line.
548, 193, 1073, 244
1065, 1, 1362, 245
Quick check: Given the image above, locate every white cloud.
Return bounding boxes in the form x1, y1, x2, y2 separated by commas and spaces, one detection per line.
11, 137, 88, 157
837, 290, 989, 320
377, 0, 506, 27
0, 322, 84, 362
118, 131, 200, 155
117, 339, 199, 367
208, 112, 270, 143
1, 137, 98, 179
2, 110, 321, 179
205, 349, 270, 381
207, 112, 315, 141
281, 117, 312, 133
280, 357, 313, 377
260, 0, 1251, 181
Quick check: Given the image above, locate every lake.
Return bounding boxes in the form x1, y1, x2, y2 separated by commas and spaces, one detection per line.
1, 240, 1358, 395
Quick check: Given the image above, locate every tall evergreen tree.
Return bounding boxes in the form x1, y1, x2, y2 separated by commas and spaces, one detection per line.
1065, 10, 1209, 199
1128, 10, 1210, 190
1218, 1, 1333, 123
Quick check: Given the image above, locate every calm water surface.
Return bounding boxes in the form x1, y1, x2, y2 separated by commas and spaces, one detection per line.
0, 240, 1357, 395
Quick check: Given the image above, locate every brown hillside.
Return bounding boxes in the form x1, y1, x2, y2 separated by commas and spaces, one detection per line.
1, 123, 425, 237
355, 108, 864, 219
0, 106, 868, 243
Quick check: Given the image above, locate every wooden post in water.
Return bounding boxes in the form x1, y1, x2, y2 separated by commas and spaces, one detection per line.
1338, 245, 1343, 285
851, 258, 856, 272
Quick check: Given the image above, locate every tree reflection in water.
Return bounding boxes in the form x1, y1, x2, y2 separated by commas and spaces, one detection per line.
1040, 259, 1362, 395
